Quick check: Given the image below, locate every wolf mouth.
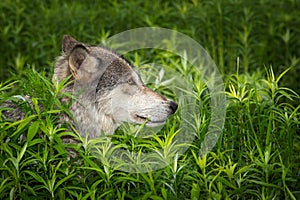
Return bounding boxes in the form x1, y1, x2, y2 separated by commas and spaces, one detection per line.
134, 114, 165, 126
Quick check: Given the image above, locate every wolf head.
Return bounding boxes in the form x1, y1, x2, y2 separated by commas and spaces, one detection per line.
53, 35, 177, 138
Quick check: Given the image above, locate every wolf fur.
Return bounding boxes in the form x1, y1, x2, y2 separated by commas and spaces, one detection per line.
2, 35, 177, 138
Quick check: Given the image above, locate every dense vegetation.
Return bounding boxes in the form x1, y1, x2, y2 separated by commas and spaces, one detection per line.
0, 0, 299, 199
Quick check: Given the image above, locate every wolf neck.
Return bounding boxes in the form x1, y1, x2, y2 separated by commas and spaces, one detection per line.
71, 101, 117, 138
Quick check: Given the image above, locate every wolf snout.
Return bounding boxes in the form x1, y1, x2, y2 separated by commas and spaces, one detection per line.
169, 101, 178, 114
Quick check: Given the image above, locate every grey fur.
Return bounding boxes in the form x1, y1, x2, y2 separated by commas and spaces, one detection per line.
1, 96, 30, 121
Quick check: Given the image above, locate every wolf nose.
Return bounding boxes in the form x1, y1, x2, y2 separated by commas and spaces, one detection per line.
169, 101, 178, 114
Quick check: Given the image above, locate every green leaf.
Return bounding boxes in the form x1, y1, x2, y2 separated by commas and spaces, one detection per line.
24, 170, 47, 186
6, 157, 19, 172
9, 187, 15, 200
0, 81, 18, 92
141, 192, 152, 200
276, 67, 292, 84
27, 121, 40, 142
248, 180, 281, 188
54, 173, 77, 191
161, 186, 167, 200
18, 142, 28, 162
191, 183, 200, 200
32, 98, 40, 114
9, 117, 34, 138
149, 195, 164, 200
28, 138, 45, 147
0, 177, 12, 194
22, 184, 37, 197
217, 176, 237, 189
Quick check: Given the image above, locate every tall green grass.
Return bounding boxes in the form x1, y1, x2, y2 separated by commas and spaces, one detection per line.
0, 0, 300, 199
1, 60, 299, 199
1, 0, 299, 93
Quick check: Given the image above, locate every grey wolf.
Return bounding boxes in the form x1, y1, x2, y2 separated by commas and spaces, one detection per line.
2, 35, 178, 138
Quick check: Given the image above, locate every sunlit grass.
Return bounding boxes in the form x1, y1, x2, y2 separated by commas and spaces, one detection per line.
1, 58, 299, 199
1, 0, 300, 199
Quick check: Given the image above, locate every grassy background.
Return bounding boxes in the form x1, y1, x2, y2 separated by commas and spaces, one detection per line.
1, 0, 300, 92
0, 0, 300, 199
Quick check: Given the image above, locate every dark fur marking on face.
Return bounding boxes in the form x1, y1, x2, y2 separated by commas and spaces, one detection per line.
96, 59, 132, 93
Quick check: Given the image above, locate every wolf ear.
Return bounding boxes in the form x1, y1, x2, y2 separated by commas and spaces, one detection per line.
61, 35, 89, 77
68, 46, 88, 77
62, 35, 82, 55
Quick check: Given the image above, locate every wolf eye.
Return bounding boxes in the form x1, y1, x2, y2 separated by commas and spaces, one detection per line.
127, 79, 134, 85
